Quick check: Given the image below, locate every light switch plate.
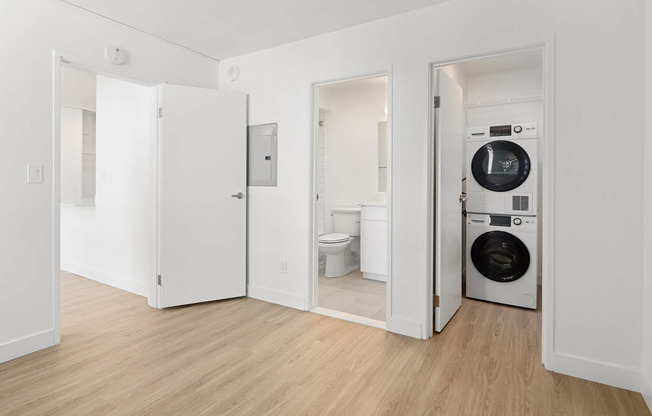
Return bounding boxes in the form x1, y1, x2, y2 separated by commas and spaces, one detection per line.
27, 165, 44, 184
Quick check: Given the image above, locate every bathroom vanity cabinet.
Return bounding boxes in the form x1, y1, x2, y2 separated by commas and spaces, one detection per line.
360, 204, 387, 282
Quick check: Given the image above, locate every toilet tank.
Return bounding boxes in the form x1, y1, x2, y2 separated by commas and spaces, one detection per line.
332, 206, 361, 236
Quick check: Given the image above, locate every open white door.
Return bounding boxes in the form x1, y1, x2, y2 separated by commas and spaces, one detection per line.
434, 70, 464, 332
157, 84, 246, 308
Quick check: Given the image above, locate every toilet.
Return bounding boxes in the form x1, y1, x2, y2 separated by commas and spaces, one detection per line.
319, 206, 361, 277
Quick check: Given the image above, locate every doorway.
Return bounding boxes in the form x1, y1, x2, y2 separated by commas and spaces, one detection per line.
58, 63, 157, 302
428, 44, 554, 366
310, 74, 391, 328
54, 55, 248, 343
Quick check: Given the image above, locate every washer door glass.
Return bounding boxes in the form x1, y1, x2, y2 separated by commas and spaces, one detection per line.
471, 231, 530, 282
471, 140, 531, 192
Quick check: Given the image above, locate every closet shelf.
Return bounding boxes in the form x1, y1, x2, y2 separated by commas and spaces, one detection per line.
466, 95, 543, 109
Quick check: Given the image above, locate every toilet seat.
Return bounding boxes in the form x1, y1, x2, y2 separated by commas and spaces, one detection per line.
318, 233, 350, 244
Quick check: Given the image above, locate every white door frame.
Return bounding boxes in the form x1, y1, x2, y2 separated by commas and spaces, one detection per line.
51, 51, 158, 344
426, 39, 556, 368
308, 70, 393, 326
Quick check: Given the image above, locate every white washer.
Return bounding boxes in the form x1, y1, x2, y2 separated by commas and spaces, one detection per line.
466, 213, 537, 309
466, 123, 539, 216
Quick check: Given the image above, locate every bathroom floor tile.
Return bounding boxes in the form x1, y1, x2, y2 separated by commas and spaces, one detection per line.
318, 268, 386, 322
371, 306, 386, 321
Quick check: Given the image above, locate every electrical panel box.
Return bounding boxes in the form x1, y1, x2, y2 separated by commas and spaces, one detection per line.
247, 123, 277, 186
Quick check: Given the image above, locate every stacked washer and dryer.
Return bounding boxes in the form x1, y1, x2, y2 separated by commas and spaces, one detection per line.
465, 123, 539, 309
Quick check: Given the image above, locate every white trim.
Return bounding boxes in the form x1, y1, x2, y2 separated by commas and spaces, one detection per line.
642, 371, 652, 412
0, 330, 56, 364
248, 284, 307, 311
541, 36, 556, 370
61, 261, 148, 297
52, 51, 62, 346
308, 69, 393, 329
554, 352, 641, 393
311, 307, 386, 330
386, 67, 394, 326
155, 85, 163, 309
425, 62, 435, 337
308, 84, 319, 311
386, 315, 423, 339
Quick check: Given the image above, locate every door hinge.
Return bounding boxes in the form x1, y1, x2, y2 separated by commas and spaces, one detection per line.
316, 193, 319, 201
158, 107, 163, 118
434, 96, 441, 109
434, 294, 440, 308
157, 275, 162, 286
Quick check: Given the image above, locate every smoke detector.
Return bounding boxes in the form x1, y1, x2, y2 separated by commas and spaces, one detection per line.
104, 46, 127, 65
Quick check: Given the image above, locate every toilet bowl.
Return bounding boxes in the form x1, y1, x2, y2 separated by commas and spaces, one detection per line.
318, 233, 351, 277
319, 206, 361, 277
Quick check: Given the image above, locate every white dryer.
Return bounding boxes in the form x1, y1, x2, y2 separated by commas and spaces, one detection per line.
466, 213, 537, 309
466, 123, 539, 216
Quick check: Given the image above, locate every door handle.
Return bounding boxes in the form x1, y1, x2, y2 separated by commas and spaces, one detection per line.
459, 194, 467, 203
231, 192, 245, 200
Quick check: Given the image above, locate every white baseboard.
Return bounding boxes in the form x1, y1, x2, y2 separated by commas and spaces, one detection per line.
61, 260, 147, 297
553, 352, 641, 392
642, 371, 652, 413
386, 315, 423, 339
0, 329, 56, 364
247, 284, 307, 310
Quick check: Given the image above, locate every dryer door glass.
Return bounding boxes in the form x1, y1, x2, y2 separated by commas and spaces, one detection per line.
471, 140, 531, 192
471, 231, 530, 282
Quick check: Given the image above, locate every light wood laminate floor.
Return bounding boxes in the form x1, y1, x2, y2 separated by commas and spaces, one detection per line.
0, 272, 649, 416
318, 268, 386, 321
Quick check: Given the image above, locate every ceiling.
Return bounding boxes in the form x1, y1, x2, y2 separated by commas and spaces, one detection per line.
60, 0, 448, 60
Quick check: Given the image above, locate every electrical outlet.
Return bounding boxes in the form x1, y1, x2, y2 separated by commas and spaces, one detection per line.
280, 260, 287, 274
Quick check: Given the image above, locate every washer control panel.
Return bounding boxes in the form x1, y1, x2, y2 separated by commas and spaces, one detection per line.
467, 213, 537, 232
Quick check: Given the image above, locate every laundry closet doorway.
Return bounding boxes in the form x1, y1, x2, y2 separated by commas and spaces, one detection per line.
427, 44, 555, 367
309, 73, 392, 329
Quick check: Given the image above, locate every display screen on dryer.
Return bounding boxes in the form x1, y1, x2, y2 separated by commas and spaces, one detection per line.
489, 125, 512, 137
471, 140, 531, 192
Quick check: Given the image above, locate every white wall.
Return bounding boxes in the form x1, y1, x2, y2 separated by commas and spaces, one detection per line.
319, 79, 387, 233
60, 107, 83, 205
61, 76, 156, 297
61, 66, 96, 111
0, 0, 219, 363
643, 0, 652, 409
220, 0, 646, 392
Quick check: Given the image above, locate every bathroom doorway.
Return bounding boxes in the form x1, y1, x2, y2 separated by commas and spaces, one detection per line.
310, 74, 390, 328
